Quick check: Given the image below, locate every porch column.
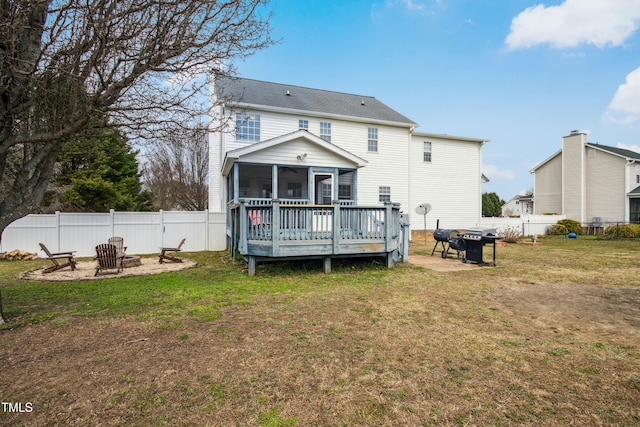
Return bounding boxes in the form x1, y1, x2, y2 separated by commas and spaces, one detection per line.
272, 165, 278, 199
233, 163, 240, 204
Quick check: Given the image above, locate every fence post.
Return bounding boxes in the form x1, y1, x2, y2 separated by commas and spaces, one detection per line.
205, 209, 210, 251
55, 211, 61, 252
159, 210, 165, 247
110, 209, 115, 237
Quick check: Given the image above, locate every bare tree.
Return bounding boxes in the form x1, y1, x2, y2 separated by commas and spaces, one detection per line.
0, 0, 272, 239
142, 126, 209, 211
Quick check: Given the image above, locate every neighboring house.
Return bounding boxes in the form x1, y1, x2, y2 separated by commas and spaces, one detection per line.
208, 76, 488, 272
530, 130, 640, 224
501, 192, 534, 217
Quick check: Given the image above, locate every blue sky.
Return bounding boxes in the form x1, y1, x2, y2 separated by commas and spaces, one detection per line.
234, 0, 640, 201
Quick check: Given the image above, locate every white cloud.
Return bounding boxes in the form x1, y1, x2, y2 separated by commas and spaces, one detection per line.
617, 143, 640, 153
399, 0, 424, 11
605, 66, 640, 124
483, 164, 516, 181
505, 0, 640, 50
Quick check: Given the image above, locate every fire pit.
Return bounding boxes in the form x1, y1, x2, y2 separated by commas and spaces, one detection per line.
122, 255, 141, 268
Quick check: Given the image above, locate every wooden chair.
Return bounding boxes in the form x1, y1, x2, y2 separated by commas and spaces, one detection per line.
94, 243, 125, 276
108, 236, 127, 257
39, 243, 77, 274
159, 238, 186, 263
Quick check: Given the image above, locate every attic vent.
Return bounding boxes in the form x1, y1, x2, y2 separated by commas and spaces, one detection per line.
286, 90, 290, 96
361, 100, 365, 106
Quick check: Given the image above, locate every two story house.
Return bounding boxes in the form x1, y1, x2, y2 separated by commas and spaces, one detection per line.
531, 130, 640, 225
208, 76, 488, 273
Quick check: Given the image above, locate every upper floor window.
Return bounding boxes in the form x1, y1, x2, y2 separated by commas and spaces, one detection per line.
320, 122, 331, 142
368, 127, 378, 152
423, 141, 432, 162
299, 119, 309, 130
235, 113, 260, 142
379, 186, 391, 202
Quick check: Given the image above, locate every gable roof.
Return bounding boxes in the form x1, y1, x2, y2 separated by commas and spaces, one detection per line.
214, 76, 417, 127
586, 143, 640, 160
222, 130, 368, 175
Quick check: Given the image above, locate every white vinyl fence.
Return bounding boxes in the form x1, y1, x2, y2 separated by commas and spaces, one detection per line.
1, 210, 227, 258
479, 214, 566, 237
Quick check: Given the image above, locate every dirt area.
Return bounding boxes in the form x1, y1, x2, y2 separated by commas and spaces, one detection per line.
20, 257, 197, 281
488, 279, 640, 345
407, 254, 476, 271
409, 254, 640, 345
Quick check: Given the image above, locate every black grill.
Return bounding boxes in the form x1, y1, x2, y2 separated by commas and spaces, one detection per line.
461, 228, 502, 266
431, 229, 466, 259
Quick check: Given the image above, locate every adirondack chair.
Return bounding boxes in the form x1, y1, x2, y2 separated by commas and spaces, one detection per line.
159, 238, 186, 263
108, 236, 127, 257
94, 243, 125, 276
39, 243, 77, 274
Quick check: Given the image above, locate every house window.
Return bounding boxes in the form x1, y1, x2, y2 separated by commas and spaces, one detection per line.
368, 127, 378, 152
423, 141, 432, 162
299, 119, 308, 130
235, 113, 260, 141
379, 186, 391, 202
320, 122, 331, 142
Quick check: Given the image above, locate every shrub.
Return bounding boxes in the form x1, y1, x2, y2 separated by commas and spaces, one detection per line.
557, 219, 582, 235
604, 224, 640, 238
546, 224, 567, 235
547, 219, 582, 236
498, 225, 522, 243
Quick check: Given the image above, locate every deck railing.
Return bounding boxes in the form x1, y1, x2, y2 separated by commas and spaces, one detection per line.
230, 199, 399, 250
228, 199, 408, 274
240, 201, 395, 242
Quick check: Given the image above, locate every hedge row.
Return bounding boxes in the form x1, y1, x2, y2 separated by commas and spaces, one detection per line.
604, 224, 640, 238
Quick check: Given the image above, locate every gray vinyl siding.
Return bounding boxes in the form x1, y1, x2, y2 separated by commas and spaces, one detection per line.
534, 154, 562, 214
586, 149, 626, 222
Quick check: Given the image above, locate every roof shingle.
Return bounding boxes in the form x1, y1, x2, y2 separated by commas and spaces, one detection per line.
215, 76, 417, 126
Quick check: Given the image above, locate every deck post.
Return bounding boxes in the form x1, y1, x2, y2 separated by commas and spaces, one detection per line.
332, 201, 341, 255
272, 200, 280, 257
387, 252, 395, 268
400, 213, 410, 262
239, 201, 248, 254
247, 256, 256, 276
384, 202, 393, 251
323, 256, 331, 273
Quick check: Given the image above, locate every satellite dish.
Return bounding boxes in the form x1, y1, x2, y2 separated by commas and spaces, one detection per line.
415, 203, 431, 216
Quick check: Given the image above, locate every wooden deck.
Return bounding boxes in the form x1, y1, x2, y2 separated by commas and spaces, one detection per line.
228, 200, 408, 275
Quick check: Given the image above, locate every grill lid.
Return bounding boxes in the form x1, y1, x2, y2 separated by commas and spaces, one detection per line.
433, 229, 460, 242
